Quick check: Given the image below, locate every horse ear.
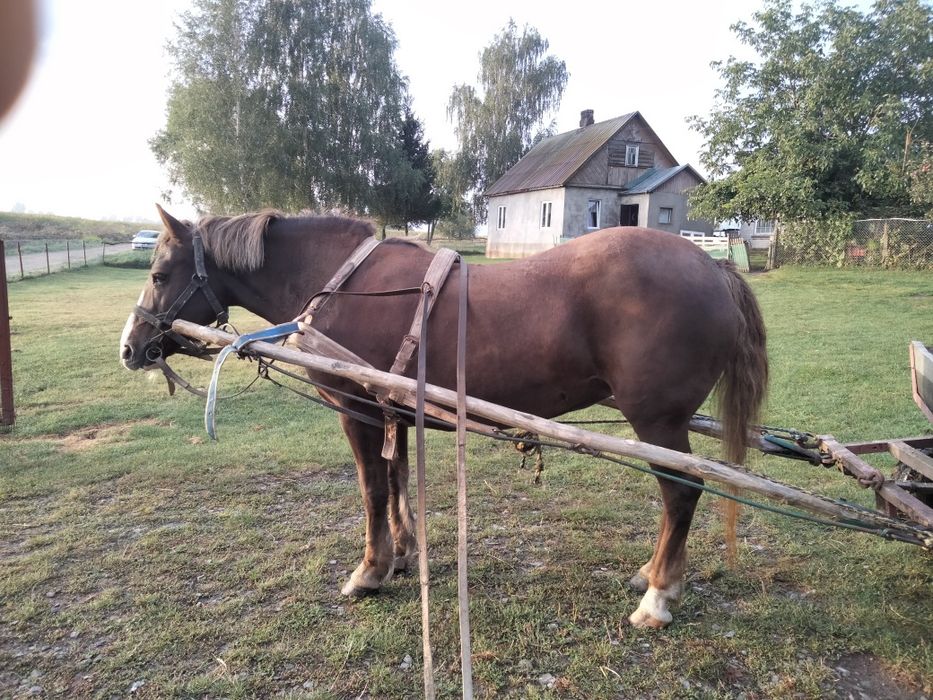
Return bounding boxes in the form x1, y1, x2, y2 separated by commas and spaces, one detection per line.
155, 203, 189, 242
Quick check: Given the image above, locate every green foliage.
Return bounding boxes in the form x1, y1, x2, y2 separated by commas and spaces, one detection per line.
152, 0, 408, 214
910, 142, 933, 217
775, 216, 855, 267
690, 0, 933, 223
448, 21, 568, 218
371, 108, 439, 233
431, 210, 476, 240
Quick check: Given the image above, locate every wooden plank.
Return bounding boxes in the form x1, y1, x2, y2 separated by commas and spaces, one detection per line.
173, 319, 933, 543
842, 436, 933, 455
0, 240, 14, 427
819, 435, 933, 528
889, 440, 933, 481
910, 341, 933, 425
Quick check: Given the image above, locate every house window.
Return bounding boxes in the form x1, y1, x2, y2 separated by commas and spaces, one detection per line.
755, 220, 775, 235
540, 201, 552, 228
497, 206, 506, 230
587, 200, 601, 229
659, 207, 673, 225
625, 145, 639, 167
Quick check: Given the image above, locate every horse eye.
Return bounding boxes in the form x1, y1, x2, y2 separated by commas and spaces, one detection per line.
151, 272, 167, 285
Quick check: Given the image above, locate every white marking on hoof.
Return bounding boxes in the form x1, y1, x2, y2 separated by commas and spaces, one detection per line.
628, 586, 674, 629
340, 561, 393, 597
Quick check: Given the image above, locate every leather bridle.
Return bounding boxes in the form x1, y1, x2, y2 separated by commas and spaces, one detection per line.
133, 231, 229, 394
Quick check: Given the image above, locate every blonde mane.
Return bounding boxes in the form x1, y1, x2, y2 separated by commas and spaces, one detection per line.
195, 210, 281, 272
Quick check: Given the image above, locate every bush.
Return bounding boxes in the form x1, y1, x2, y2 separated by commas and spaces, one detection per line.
432, 211, 476, 240
777, 216, 856, 267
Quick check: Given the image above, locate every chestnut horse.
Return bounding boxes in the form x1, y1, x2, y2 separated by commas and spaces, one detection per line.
120, 207, 767, 628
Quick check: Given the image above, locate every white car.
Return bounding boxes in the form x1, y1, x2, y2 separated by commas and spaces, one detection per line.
131, 230, 160, 250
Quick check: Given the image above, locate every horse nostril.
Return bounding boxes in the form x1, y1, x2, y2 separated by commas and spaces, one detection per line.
121, 344, 133, 361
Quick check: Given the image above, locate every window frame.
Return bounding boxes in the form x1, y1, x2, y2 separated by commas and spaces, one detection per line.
755, 219, 775, 235
540, 201, 552, 228
586, 199, 601, 229
658, 207, 674, 225
497, 205, 506, 230
625, 145, 639, 167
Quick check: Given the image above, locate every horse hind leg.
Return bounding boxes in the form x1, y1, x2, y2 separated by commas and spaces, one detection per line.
626, 419, 701, 629
387, 427, 417, 573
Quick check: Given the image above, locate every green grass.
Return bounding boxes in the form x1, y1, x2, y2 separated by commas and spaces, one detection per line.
0, 265, 931, 698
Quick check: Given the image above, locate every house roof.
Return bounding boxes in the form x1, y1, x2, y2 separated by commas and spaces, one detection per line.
485, 113, 639, 196
621, 164, 705, 194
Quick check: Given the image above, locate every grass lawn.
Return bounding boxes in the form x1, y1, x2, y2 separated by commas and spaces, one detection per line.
1, 263, 932, 699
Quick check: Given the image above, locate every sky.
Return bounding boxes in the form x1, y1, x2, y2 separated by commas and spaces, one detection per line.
0, 0, 769, 222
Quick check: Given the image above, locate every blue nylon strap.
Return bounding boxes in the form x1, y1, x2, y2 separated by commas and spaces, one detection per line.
205, 322, 301, 439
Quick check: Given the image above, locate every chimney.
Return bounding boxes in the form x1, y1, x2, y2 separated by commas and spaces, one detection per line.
580, 109, 594, 127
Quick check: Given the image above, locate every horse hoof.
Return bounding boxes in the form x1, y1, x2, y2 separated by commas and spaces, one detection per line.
340, 579, 379, 598
629, 572, 649, 593
628, 608, 670, 629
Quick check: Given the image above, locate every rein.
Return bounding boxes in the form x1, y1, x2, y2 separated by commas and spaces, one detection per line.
135, 231, 230, 395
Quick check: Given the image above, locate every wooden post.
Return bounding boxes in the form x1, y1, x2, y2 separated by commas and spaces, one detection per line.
45, 243, 50, 275
172, 319, 933, 545
66, 240, 71, 270
0, 241, 14, 427
82, 240, 87, 266
17, 242, 24, 279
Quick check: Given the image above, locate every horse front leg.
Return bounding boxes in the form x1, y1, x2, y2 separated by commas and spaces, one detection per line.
338, 415, 396, 597
387, 426, 417, 574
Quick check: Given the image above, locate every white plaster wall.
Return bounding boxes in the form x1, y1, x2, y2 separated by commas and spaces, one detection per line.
486, 188, 566, 258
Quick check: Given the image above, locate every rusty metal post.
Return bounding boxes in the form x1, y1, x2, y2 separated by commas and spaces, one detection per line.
44, 242, 49, 275
0, 240, 14, 427
17, 241, 23, 279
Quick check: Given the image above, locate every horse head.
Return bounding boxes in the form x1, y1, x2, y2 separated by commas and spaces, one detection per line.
120, 205, 229, 371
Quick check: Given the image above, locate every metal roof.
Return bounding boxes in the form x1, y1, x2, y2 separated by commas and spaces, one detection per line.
485, 113, 636, 196
621, 164, 704, 194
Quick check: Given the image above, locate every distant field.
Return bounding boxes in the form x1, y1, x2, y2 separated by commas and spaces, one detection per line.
0, 211, 156, 244
1, 264, 932, 698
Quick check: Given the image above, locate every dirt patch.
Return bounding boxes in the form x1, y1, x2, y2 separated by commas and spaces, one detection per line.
830, 652, 929, 700
54, 420, 164, 452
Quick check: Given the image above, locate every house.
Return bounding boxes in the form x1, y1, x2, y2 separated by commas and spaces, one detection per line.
484, 110, 713, 258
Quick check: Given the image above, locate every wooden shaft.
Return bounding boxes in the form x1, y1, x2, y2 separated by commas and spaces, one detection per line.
820, 436, 933, 528
0, 241, 14, 426
172, 320, 932, 537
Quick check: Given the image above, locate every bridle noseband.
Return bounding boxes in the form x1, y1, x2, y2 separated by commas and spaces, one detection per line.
133, 231, 229, 382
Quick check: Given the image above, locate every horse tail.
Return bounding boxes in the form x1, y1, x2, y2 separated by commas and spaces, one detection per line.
714, 260, 768, 564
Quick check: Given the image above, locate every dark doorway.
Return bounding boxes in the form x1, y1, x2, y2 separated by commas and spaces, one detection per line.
620, 204, 639, 227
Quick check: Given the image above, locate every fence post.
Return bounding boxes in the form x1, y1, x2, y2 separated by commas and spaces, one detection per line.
66, 240, 71, 270
0, 240, 15, 428
881, 221, 890, 267
45, 243, 50, 275
17, 242, 24, 279
83, 240, 87, 266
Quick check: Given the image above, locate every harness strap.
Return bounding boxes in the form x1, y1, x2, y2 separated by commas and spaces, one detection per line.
299, 237, 382, 320
379, 248, 460, 460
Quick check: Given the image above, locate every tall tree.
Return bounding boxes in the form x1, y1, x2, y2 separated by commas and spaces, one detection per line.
152, 0, 408, 214
371, 109, 439, 235
448, 21, 568, 217
689, 0, 933, 223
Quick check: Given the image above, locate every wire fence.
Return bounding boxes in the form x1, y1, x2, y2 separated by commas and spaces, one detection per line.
774, 218, 933, 269
2, 240, 144, 280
